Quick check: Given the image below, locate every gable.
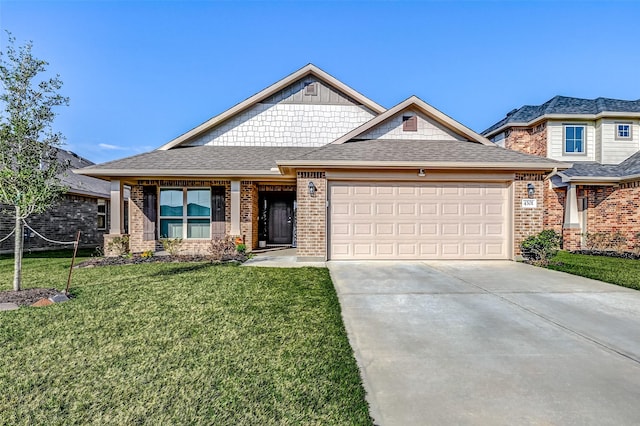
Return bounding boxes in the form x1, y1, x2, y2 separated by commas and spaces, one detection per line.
159, 64, 385, 150
263, 76, 362, 106
333, 96, 493, 145
355, 109, 466, 142
182, 77, 377, 148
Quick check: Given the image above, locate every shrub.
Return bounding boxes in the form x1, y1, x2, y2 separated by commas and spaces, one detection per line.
107, 235, 129, 256
521, 229, 561, 266
236, 243, 246, 254
161, 238, 183, 256
141, 250, 154, 259
209, 236, 237, 261
583, 231, 628, 252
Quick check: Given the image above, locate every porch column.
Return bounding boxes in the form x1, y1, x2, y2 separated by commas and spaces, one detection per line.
230, 179, 241, 235
109, 179, 124, 234
564, 184, 580, 228
563, 184, 582, 250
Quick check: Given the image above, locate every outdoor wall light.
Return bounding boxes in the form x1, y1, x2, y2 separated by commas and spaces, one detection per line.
418, 168, 426, 177
308, 181, 317, 197
527, 183, 535, 198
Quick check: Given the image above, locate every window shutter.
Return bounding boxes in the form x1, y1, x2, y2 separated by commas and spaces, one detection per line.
143, 186, 157, 241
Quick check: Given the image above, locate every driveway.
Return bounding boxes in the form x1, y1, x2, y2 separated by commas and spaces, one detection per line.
328, 261, 640, 426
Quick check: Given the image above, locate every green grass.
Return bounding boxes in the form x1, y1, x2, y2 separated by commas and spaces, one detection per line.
549, 251, 640, 290
0, 253, 371, 425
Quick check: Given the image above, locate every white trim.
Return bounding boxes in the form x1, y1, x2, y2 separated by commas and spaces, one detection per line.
157, 64, 386, 150
159, 187, 213, 240
484, 111, 640, 138
562, 124, 587, 155
332, 96, 494, 146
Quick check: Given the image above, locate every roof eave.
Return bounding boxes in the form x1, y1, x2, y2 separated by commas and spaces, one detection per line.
157, 64, 386, 151
333, 96, 494, 146
75, 169, 288, 180
484, 111, 640, 138
277, 160, 567, 175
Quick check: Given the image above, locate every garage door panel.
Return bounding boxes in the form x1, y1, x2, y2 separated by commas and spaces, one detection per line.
330, 182, 509, 260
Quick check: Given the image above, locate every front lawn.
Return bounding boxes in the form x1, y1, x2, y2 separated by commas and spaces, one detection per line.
0, 253, 371, 425
549, 251, 640, 290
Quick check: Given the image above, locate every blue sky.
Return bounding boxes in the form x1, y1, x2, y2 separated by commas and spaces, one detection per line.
2, 1, 640, 164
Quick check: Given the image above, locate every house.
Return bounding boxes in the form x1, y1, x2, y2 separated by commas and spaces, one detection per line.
77, 64, 565, 260
483, 96, 640, 251
0, 149, 113, 253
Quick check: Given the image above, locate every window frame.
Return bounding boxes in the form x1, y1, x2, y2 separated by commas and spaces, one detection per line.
615, 122, 632, 141
563, 124, 587, 155
97, 199, 107, 231
159, 187, 212, 240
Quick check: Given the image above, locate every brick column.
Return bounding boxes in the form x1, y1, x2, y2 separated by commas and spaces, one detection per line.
513, 173, 545, 257
128, 185, 155, 254
240, 181, 258, 250
296, 171, 326, 261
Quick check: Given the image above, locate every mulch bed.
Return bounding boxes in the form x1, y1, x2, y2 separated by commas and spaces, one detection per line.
571, 250, 640, 260
77, 254, 247, 268
0, 288, 60, 307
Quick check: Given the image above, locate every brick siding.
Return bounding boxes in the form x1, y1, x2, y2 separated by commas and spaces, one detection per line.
584, 183, 640, 250
296, 171, 326, 259
513, 173, 545, 256
543, 181, 565, 235
1, 195, 107, 254
240, 181, 258, 250
505, 123, 547, 157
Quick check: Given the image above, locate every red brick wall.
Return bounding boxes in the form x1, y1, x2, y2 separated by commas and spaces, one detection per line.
123, 180, 232, 255
240, 181, 258, 250
584, 183, 640, 250
296, 171, 326, 259
505, 123, 547, 157
513, 173, 545, 256
543, 181, 565, 234
128, 185, 156, 254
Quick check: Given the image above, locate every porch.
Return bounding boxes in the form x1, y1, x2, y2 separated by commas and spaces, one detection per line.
104, 179, 298, 256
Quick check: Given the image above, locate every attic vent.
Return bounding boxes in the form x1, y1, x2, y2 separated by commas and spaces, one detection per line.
506, 108, 518, 117
403, 115, 418, 132
304, 82, 318, 96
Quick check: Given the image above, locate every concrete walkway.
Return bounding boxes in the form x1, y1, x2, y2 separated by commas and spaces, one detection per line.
329, 261, 640, 426
0, 302, 19, 311
243, 248, 325, 268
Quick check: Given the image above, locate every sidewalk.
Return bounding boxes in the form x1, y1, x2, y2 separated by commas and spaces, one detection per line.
243, 248, 325, 268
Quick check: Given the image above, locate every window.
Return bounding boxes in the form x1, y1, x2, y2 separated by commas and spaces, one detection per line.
97, 200, 107, 230
159, 188, 211, 239
616, 123, 632, 140
564, 125, 585, 154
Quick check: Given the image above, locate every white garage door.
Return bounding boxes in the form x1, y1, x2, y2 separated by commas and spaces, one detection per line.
329, 181, 509, 260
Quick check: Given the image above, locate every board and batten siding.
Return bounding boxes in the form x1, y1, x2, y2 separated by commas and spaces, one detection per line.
547, 120, 596, 162
600, 119, 639, 164
357, 110, 465, 141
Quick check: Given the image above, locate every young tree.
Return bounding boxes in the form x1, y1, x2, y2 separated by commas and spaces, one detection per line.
0, 33, 70, 291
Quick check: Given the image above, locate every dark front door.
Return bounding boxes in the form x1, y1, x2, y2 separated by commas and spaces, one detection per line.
268, 200, 293, 244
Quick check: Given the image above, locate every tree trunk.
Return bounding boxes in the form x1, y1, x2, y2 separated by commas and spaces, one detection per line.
13, 208, 23, 292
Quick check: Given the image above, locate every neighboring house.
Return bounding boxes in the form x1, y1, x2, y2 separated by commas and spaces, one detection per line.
483, 96, 640, 251
77, 64, 564, 260
0, 149, 112, 253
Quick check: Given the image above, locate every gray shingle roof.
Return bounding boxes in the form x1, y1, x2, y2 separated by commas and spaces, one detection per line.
56, 149, 110, 198
81, 146, 317, 172
295, 139, 563, 165
483, 96, 640, 136
561, 151, 640, 179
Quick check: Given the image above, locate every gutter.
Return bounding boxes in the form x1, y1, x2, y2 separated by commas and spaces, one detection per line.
484, 111, 640, 138
276, 160, 569, 171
